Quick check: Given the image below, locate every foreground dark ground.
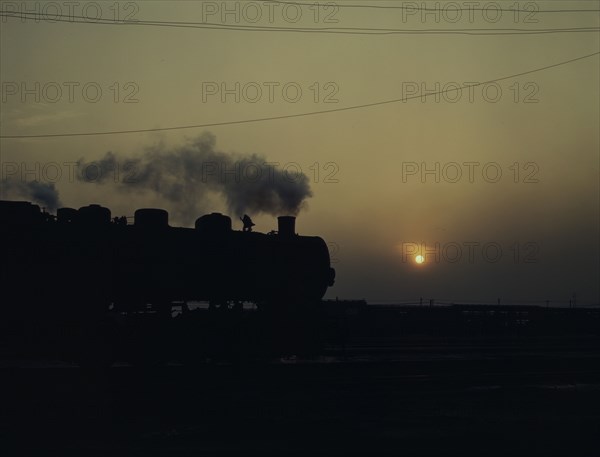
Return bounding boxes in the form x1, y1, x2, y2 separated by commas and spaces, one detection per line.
2, 335, 600, 457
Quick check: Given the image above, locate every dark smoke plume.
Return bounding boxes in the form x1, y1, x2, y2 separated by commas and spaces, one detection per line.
0, 179, 62, 211
78, 133, 312, 223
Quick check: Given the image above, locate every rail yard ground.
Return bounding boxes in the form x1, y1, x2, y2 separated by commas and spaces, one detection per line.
2, 304, 600, 456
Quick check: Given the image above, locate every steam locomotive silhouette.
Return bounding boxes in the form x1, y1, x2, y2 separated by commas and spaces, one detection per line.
0, 200, 336, 364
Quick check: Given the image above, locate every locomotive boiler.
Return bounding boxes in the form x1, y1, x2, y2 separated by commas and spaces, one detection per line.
0, 200, 336, 364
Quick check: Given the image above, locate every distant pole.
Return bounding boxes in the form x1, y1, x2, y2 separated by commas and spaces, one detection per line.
429, 299, 434, 307
497, 298, 501, 305
420, 297, 423, 306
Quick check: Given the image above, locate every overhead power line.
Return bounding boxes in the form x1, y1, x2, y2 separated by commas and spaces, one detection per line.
265, 0, 600, 13
1, 51, 598, 139
1, 11, 599, 36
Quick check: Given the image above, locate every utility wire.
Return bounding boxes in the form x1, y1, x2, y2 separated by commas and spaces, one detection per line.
2, 51, 597, 139
265, 0, 600, 13
1, 12, 599, 36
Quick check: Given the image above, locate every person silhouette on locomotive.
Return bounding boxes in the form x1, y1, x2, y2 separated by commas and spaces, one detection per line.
240, 214, 255, 232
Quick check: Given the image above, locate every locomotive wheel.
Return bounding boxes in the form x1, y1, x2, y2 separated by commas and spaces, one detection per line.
257, 299, 323, 358
75, 317, 118, 369
289, 300, 323, 357
124, 320, 171, 368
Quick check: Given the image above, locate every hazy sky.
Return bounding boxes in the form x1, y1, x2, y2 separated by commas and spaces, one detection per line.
1, 1, 599, 304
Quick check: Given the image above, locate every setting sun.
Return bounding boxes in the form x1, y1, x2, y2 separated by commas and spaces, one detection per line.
415, 255, 425, 264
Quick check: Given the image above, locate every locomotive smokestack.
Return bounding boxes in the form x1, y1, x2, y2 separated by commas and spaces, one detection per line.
278, 216, 296, 237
